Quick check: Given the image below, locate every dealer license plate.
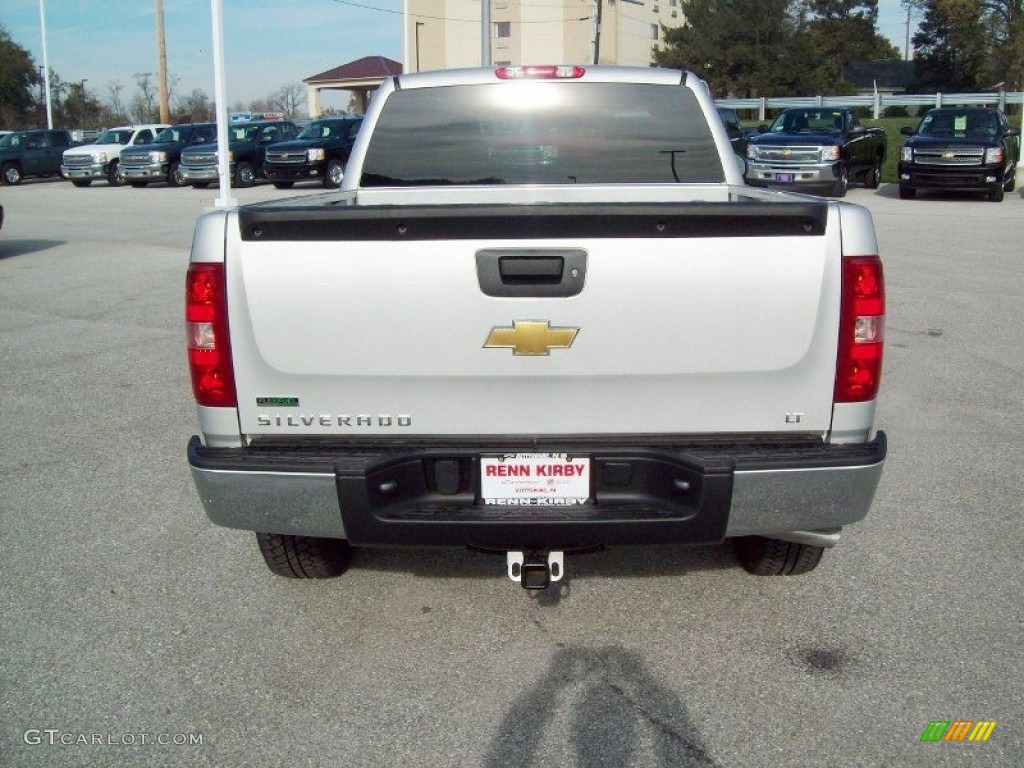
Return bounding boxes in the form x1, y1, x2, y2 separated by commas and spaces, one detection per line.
480, 453, 591, 506
775, 172, 795, 183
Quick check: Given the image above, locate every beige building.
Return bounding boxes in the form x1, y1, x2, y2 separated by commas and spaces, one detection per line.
406, 0, 684, 72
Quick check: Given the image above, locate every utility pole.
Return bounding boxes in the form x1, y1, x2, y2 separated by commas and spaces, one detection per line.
593, 0, 603, 65
156, 0, 171, 123
415, 22, 425, 72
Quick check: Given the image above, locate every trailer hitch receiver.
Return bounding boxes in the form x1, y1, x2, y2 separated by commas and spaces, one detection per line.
507, 551, 564, 589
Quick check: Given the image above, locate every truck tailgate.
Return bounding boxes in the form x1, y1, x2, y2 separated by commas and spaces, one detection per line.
226, 201, 842, 437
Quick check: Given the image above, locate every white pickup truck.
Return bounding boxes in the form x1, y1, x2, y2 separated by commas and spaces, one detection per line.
186, 66, 887, 588
61, 124, 169, 187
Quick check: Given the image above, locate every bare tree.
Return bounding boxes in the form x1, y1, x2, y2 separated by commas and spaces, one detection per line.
271, 83, 307, 118
130, 72, 158, 122
248, 98, 274, 114
174, 88, 212, 122
106, 80, 127, 123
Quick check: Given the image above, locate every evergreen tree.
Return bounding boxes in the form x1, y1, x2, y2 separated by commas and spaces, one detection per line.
980, 0, 1024, 89
655, 0, 830, 96
0, 25, 39, 128
912, 0, 988, 90
808, 0, 901, 87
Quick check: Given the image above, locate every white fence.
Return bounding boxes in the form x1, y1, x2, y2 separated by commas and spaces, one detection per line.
715, 92, 1024, 121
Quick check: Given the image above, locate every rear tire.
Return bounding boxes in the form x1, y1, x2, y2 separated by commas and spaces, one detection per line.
864, 157, 881, 189
71, 179, 92, 188
2, 162, 22, 185
234, 160, 256, 188
898, 185, 915, 200
830, 164, 848, 197
323, 158, 344, 187
108, 159, 125, 186
168, 161, 186, 187
255, 532, 352, 578
272, 181, 294, 189
735, 536, 825, 576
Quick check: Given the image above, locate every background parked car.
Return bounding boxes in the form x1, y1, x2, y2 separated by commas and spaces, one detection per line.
61, 124, 169, 187
716, 107, 750, 157
263, 117, 362, 188
180, 119, 298, 188
745, 107, 886, 196
0, 129, 78, 185
897, 107, 1019, 202
119, 123, 217, 187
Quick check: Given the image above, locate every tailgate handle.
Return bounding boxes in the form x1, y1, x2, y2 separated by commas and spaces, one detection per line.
500, 256, 563, 284
476, 249, 587, 298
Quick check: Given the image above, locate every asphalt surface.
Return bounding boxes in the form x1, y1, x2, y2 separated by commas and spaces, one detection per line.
1, 176, 1022, 767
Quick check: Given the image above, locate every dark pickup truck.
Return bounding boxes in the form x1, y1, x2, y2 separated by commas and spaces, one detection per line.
898, 107, 1020, 202
745, 107, 886, 197
716, 107, 751, 157
120, 123, 217, 187
180, 119, 298, 188
263, 117, 362, 188
0, 129, 77, 185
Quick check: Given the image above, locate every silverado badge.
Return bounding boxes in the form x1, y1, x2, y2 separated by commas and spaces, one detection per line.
484, 320, 579, 356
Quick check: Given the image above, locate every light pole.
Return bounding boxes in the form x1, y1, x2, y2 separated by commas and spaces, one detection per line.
79, 79, 89, 127
210, 0, 236, 207
38, 66, 45, 128
39, 0, 53, 128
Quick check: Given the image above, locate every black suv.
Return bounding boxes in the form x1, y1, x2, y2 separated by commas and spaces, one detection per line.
898, 108, 1020, 202
263, 117, 363, 188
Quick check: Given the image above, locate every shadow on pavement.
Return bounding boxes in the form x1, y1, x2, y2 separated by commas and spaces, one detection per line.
484, 645, 721, 767
0, 239, 66, 260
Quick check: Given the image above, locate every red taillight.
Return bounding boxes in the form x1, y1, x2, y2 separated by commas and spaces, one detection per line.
495, 65, 585, 80
186, 262, 236, 408
835, 256, 885, 403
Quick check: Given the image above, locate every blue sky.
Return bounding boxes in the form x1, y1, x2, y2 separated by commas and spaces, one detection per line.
3, 0, 405, 110
4, 0, 916, 111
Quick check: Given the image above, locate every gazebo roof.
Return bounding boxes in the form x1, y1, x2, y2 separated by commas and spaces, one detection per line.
304, 56, 403, 84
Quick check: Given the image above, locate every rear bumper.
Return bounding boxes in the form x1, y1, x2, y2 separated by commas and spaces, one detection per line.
188, 433, 886, 548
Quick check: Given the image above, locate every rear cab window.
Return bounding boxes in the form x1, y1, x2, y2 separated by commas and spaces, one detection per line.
360, 82, 724, 186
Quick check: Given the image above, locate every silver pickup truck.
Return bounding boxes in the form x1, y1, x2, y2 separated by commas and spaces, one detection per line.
186, 66, 886, 588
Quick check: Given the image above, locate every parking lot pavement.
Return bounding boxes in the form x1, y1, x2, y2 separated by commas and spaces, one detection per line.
1, 179, 1022, 767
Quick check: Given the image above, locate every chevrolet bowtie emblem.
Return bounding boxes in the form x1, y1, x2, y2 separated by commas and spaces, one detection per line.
484, 320, 579, 356
942, 151, 955, 159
